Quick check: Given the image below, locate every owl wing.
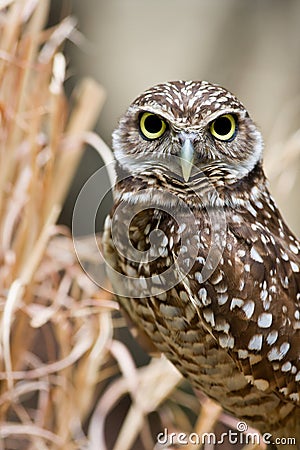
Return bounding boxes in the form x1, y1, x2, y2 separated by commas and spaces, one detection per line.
202, 204, 300, 405
103, 214, 160, 355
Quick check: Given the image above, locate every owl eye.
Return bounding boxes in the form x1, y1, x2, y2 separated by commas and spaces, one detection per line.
210, 114, 237, 141
139, 112, 167, 140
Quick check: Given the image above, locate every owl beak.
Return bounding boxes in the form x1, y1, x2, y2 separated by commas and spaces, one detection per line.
180, 138, 195, 182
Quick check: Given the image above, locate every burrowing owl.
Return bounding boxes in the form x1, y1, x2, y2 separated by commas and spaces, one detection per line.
103, 81, 300, 448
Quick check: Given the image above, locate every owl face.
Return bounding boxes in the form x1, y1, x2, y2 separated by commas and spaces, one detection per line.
113, 81, 263, 185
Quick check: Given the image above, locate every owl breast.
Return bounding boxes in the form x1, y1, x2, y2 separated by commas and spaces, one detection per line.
104, 173, 300, 437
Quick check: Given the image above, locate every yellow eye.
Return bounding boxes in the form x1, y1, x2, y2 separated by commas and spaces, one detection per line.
139, 112, 167, 140
210, 114, 237, 141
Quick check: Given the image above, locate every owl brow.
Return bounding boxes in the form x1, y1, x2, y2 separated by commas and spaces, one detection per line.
134, 106, 174, 123
205, 108, 246, 124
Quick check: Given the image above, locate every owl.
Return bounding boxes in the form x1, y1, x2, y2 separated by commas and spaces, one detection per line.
103, 81, 300, 448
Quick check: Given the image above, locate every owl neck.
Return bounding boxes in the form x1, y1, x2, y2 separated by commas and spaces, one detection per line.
114, 160, 271, 213
217, 161, 270, 209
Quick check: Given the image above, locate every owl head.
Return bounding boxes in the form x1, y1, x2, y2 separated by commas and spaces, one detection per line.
113, 81, 263, 187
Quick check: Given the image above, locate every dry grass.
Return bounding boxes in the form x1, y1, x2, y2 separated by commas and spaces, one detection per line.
0, 2, 299, 450
0, 1, 112, 449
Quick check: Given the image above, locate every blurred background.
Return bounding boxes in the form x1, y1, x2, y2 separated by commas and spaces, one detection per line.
59, 0, 300, 237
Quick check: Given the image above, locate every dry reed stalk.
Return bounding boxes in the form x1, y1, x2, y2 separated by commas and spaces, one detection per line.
0, 1, 116, 449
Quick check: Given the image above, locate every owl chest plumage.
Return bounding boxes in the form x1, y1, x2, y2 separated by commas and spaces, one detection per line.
104, 174, 300, 437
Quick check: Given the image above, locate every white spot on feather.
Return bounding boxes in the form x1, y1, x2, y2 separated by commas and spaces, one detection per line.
230, 298, 244, 310
198, 288, 211, 305
280, 250, 289, 261
232, 215, 242, 224
238, 349, 249, 359
266, 330, 278, 345
254, 379, 269, 391
260, 289, 268, 302
267, 342, 290, 361
289, 393, 299, 402
242, 301, 255, 319
290, 261, 299, 272
248, 334, 263, 351
210, 271, 223, 285
217, 293, 228, 305
195, 272, 203, 283
281, 362, 292, 372
239, 279, 245, 291
247, 203, 258, 217
257, 312, 273, 328
178, 223, 186, 234
215, 319, 230, 333
289, 244, 298, 254
203, 309, 215, 326
250, 247, 264, 263
219, 334, 235, 349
